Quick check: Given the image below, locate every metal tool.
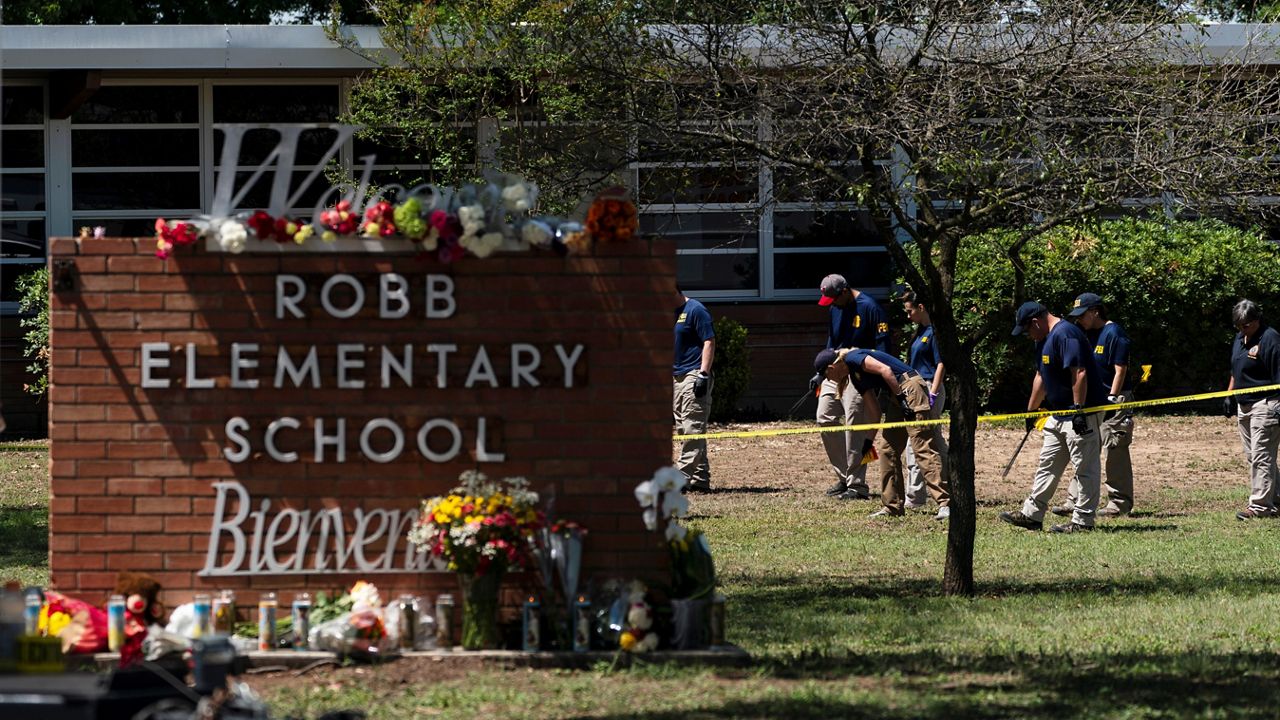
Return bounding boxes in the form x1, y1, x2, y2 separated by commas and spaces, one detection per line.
1000, 427, 1034, 480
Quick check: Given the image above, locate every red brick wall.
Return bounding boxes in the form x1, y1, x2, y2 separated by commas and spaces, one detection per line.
47, 237, 675, 609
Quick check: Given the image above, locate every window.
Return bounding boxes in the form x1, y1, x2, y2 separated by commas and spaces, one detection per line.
1, 83, 47, 315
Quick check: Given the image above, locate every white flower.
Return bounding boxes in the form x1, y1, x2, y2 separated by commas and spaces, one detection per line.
634, 480, 658, 509
665, 522, 687, 543
626, 603, 653, 631
521, 220, 554, 248
652, 466, 686, 494
662, 490, 689, 520
638, 633, 659, 652
349, 581, 382, 614
218, 220, 247, 254
642, 507, 657, 531
461, 231, 504, 259
501, 183, 531, 213
458, 204, 486, 237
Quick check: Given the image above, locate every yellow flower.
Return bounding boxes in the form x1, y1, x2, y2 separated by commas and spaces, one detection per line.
619, 631, 637, 651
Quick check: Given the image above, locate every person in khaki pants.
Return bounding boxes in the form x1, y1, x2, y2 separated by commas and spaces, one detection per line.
673, 288, 716, 493
812, 346, 949, 520
1225, 299, 1280, 520
1054, 293, 1135, 518
900, 292, 950, 514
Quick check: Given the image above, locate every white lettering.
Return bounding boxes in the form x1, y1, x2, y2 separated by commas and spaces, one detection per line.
264, 508, 302, 574
276, 274, 306, 319
223, 417, 251, 462
337, 344, 366, 389
511, 343, 541, 388
426, 275, 456, 319
465, 346, 499, 388
359, 418, 404, 463
314, 418, 346, 463
275, 346, 320, 388
476, 417, 505, 462
141, 342, 170, 389
185, 342, 215, 389
417, 419, 462, 462
381, 345, 412, 388
265, 417, 299, 463
202, 481, 250, 575
321, 274, 365, 319
230, 343, 260, 389
427, 343, 456, 388
379, 273, 410, 319
555, 343, 585, 388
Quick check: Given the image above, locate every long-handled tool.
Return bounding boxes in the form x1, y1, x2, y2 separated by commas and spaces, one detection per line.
1000, 426, 1034, 480
785, 389, 814, 419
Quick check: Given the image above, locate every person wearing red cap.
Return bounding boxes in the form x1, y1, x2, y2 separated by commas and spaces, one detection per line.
811, 274, 889, 500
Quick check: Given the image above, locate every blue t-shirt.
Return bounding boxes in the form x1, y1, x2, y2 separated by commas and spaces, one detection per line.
674, 298, 715, 376
1036, 320, 1107, 411
827, 292, 888, 353
844, 348, 914, 394
908, 325, 942, 380
1089, 321, 1132, 390
1231, 323, 1280, 401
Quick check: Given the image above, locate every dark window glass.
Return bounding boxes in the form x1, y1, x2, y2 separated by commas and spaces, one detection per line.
214, 127, 341, 167
72, 172, 199, 210
2, 131, 44, 168
640, 212, 757, 251
1, 86, 44, 124
638, 167, 756, 205
0, 219, 47, 260
676, 254, 759, 293
73, 218, 159, 237
774, 251, 892, 291
773, 211, 881, 249
72, 86, 198, 124
772, 165, 885, 203
0, 174, 45, 212
213, 85, 340, 123
73, 129, 199, 167
227, 171, 333, 211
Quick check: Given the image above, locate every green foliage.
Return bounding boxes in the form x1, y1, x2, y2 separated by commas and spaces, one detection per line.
15, 267, 49, 397
953, 218, 1280, 408
710, 316, 751, 422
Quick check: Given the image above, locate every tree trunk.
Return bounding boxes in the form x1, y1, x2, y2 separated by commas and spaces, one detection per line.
942, 352, 978, 596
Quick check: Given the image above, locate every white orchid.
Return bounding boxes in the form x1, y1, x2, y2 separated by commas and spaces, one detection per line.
664, 522, 688, 543
462, 231, 504, 258
634, 479, 658, 508
218, 219, 247, 254
642, 507, 658, 531
652, 466, 686, 494
662, 490, 689, 520
501, 183, 532, 213
457, 204, 486, 237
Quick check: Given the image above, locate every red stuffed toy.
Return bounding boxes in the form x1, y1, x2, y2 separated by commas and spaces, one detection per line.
113, 571, 164, 667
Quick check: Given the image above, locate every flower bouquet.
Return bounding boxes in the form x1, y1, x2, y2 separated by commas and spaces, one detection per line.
407, 471, 543, 649
306, 580, 388, 659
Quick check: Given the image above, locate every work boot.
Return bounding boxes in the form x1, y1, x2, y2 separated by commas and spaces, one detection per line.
825, 480, 848, 497
998, 510, 1042, 531
869, 507, 903, 518
1049, 522, 1093, 533
837, 488, 872, 501
1098, 506, 1127, 518
1236, 507, 1278, 520
686, 480, 711, 494
1050, 504, 1073, 517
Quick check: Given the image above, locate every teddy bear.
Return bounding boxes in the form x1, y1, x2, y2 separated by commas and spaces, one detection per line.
112, 571, 164, 666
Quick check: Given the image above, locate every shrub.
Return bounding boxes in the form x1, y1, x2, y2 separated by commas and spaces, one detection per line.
951, 219, 1280, 409
15, 267, 49, 397
710, 315, 751, 422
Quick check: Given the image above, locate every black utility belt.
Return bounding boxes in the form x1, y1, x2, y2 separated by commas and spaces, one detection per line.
897, 370, 921, 382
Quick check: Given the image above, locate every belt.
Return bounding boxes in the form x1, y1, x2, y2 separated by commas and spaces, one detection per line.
897, 370, 920, 382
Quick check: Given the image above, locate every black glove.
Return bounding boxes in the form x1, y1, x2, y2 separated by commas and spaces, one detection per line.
1025, 416, 1038, 432
808, 373, 822, 393
693, 372, 710, 399
1069, 404, 1092, 435
897, 393, 915, 420
1224, 396, 1238, 418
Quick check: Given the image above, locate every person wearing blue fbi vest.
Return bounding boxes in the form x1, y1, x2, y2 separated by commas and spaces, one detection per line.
674, 287, 716, 493
1054, 292, 1136, 518
1225, 299, 1280, 520
900, 291, 950, 513
1000, 301, 1108, 533
811, 274, 889, 501
813, 345, 949, 519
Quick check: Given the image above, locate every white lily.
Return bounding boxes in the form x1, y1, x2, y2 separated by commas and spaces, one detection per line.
642, 507, 658, 531
634, 479, 657, 508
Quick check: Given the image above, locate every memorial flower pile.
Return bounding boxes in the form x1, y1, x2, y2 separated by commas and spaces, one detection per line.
151, 175, 639, 263
407, 471, 544, 577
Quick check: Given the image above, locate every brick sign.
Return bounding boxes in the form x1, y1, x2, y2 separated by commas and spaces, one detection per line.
47, 237, 674, 603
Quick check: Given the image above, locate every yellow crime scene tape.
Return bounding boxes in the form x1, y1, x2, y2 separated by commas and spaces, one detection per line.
674, 372, 1280, 442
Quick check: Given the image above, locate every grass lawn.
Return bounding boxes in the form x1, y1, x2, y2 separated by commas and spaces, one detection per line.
8, 417, 1280, 718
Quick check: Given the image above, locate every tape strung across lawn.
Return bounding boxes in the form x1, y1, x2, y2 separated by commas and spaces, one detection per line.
674, 383, 1280, 442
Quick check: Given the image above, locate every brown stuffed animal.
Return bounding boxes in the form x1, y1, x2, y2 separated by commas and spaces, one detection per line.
112, 571, 164, 666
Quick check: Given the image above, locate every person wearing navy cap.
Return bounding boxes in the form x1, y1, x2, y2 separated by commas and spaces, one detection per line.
999, 301, 1107, 533
673, 287, 716, 493
1226, 299, 1280, 520
811, 274, 890, 501
900, 291, 950, 517
813, 346, 948, 519
1052, 292, 1136, 518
